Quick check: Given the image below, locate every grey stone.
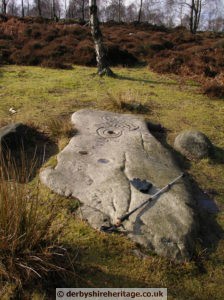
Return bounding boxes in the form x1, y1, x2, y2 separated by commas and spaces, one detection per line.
40, 109, 197, 261
174, 130, 213, 160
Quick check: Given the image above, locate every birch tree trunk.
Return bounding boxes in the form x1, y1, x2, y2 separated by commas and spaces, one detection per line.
138, 0, 143, 23
52, 0, 57, 20
27, 0, 30, 16
21, 0, 24, 17
118, 0, 121, 22
37, 0, 42, 17
81, 0, 85, 21
189, 0, 202, 34
89, 0, 114, 76
189, 0, 194, 33
64, 0, 67, 17
2, 0, 7, 15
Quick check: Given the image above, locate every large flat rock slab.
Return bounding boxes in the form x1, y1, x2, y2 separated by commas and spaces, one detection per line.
40, 109, 197, 261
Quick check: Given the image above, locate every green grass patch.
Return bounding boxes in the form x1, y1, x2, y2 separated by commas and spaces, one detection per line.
0, 65, 224, 299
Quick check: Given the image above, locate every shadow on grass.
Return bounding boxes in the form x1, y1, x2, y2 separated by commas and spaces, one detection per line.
113, 73, 197, 88
36, 256, 223, 299
76, 266, 149, 288
210, 145, 224, 164
115, 74, 176, 86
0, 124, 59, 182
17, 265, 150, 299
14, 235, 150, 300
146, 121, 224, 260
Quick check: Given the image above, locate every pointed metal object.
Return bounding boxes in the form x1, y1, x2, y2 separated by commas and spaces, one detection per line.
100, 173, 185, 233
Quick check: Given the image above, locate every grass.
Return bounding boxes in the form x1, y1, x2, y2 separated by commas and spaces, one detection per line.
46, 116, 77, 140
0, 65, 224, 299
0, 153, 76, 298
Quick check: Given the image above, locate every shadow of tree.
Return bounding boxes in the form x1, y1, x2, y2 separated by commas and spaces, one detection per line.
114, 73, 197, 87
114, 74, 178, 86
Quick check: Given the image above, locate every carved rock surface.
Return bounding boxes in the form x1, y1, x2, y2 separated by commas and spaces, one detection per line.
40, 109, 197, 261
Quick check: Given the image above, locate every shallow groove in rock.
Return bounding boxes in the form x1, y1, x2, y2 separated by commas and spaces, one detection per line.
123, 152, 132, 213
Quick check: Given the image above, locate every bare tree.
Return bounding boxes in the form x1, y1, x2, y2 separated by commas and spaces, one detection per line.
118, 0, 121, 22
165, 0, 175, 27
89, 0, 114, 76
52, 0, 56, 19
138, 0, 143, 23
1, 0, 10, 14
81, 0, 85, 21
7, 0, 20, 15
64, 0, 67, 16
26, 0, 30, 16
105, 0, 125, 22
178, 1, 185, 26
206, 0, 224, 32
2, 0, 222, 31
66, 0, 88, 20
80, 0, 88, 21
28, 0, 59, 19
190, 0, 202, 33
125, 3, 137, 22
37, 0, 42, 17
21, 0, 24, 17
140, 0, 161, 24
51, 0, 61, 20
180, 0, 203, 33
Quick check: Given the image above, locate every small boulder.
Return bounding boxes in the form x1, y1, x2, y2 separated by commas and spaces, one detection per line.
174, 130, 213, 159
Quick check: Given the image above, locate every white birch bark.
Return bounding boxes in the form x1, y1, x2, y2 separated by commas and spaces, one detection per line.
89, 0, 114, 76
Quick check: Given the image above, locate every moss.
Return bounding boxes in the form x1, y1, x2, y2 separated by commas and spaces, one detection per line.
43, 155, 58, 168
